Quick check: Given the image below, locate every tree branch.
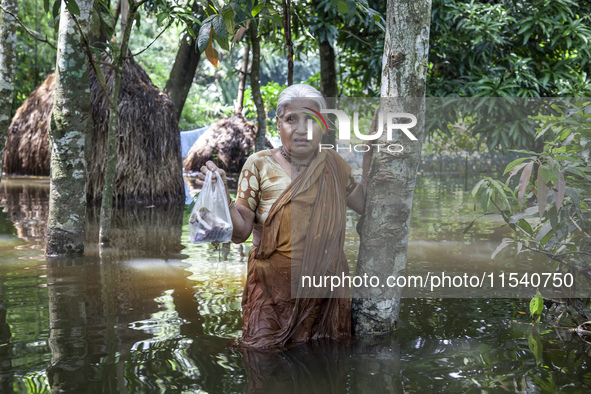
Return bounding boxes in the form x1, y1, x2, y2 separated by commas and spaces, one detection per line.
343, 30, 372, 46
130, 20, 173, 58
72, 14, 116, 109
0, 5, 57, 50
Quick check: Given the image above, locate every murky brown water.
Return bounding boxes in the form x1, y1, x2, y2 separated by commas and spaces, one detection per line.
0, 174, 589, 393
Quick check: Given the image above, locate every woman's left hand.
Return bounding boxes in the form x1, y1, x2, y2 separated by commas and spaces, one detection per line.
195, 160, 228, 188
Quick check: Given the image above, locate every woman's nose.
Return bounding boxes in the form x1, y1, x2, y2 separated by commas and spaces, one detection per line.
294, 118, 308, 133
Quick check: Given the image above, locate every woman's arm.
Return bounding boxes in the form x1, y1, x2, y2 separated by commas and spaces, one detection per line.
196, 161, 256, 244
346, 182, 366, 215
230, 203, 255, 244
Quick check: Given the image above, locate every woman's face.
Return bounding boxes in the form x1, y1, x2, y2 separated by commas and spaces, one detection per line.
277, 102, 323, 160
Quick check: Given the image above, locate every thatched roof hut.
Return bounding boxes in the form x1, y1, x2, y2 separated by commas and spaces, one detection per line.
184, 113, 258, 174
2, 56, 184, 206
2, 74, 54, 176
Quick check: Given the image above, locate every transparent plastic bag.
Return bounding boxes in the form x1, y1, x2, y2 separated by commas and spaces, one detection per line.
189, 171, 233, 243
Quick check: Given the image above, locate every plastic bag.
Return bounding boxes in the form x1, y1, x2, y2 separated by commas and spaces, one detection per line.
189, 171, 233, 243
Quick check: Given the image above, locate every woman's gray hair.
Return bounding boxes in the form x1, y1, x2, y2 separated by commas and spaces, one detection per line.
276, 84, 327, 119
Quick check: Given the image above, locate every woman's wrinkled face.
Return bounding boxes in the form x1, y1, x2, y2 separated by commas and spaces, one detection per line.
277, 102, 323, 159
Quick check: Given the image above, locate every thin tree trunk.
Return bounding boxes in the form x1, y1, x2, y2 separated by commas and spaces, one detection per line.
0, 0, 18, 186
282, 0, 293, 86
352, 0, 432, 335
120, 0, 129, 33
318, 39, 337, 146
46, 0, 95, 256
249, 22, 266, 152
164, 34, 201, 119
234, 42, 250, 114
99, 1, 139, 245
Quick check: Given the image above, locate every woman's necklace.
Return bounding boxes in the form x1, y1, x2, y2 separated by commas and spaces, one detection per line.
279, 146, 316, 172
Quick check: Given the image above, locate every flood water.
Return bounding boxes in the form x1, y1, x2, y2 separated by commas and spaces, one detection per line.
0, 173, 590, 393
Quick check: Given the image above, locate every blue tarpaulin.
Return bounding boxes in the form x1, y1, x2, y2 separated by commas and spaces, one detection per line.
180, 126, 209, 160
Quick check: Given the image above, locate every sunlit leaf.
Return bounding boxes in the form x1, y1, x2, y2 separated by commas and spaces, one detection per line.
491, 238, 511, 260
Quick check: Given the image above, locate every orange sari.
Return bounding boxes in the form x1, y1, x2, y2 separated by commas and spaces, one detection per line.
239, 150, 352, 348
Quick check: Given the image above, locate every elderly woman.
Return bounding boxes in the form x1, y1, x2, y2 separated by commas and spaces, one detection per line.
197, 84, 369, 348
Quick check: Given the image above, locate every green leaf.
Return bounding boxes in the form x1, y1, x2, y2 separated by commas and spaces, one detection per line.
53, 0, 61, 19
463, 219, 476, 234
44, 0, 50, 13
212, 14, 228, 50
198, 22, 212, 52
481, 186, 492, 212
490, 179, 511, 211
471, 178, 486, 198
337, 1, 348, 15
535, 221, 553, 245
252, 3, 264, 17
156, 12, 168, 27
529, 291, 544, 317
504, 157, 529, 175
518, 219, 533, 236
65, 0, 80, 16
222, 7, 236, 34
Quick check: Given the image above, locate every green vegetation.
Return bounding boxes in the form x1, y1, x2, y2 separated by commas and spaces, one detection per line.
472, 99, 591, 322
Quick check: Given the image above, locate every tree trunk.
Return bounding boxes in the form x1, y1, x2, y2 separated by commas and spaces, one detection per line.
234, 42, 250, 114
318, 39, 337, 146
0, 0, 18, 187
282, 0, 293, 86
99, 2, 139, 245
352, 0, 432, 335
46, 0, 95, 256
164, 34, 201, 119
249, 22, 266, 152
164, 1, 201, 119
120, 0, 129, 33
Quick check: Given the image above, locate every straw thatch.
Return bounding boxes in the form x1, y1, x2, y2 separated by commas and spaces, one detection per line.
2, 74, 54, 176
88, 54, 184, 205
184, 113, 258, 174
2, 56, 184, 206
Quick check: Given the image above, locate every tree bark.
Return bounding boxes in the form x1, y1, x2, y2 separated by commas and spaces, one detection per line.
120, 0, 129, 33
46, 0, 95, 256
352, 0, 432, 335
0, 0, 18, 187
99, 1, 139, 245
282, 0, 293, 86
249, 22, 266, 152
164, 33, 201, 119
234, 42, 249, 114
318, 39, 337, 146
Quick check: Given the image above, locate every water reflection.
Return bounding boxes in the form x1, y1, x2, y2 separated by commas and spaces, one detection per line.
0, 273, 14, 393
0, 175, 590, 392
